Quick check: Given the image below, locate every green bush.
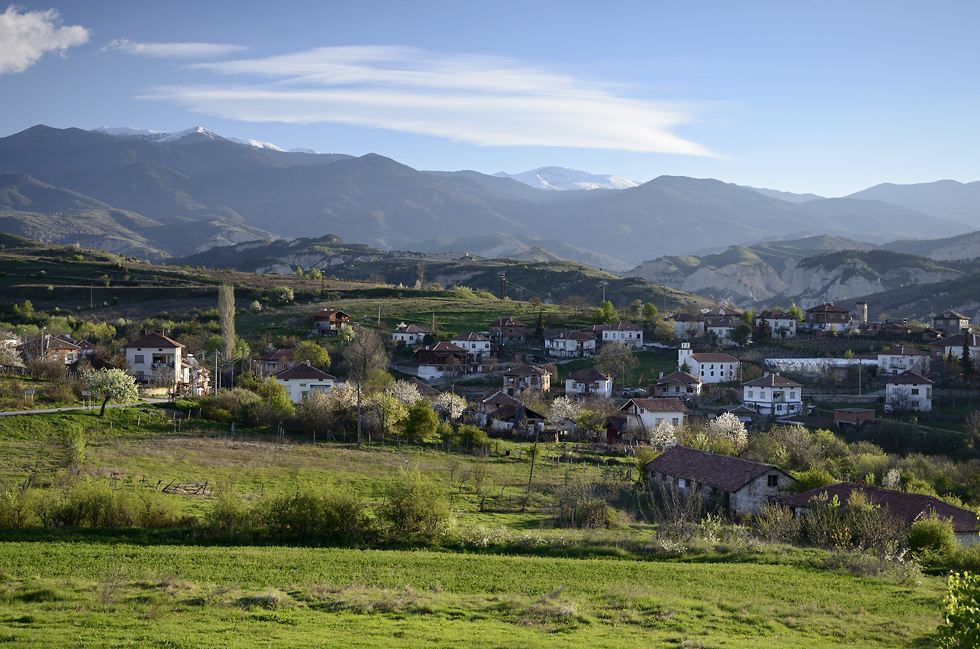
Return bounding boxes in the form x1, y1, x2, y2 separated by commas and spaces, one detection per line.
940, 572, 980, 648
377, 467, 450, 544
258, 490, 369, 544
907, 512, 958, 560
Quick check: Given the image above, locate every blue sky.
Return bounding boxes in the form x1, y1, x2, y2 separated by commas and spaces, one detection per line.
1, 1, 977, 196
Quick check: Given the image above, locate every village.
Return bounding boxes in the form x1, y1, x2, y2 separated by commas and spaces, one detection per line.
5, 294, 979, 546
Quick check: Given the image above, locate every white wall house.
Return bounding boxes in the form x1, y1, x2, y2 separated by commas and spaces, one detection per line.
653, 371, 703, 399
123, 331, 184, 387
545, 331, 597, 358
929, 334, 980, 361
619, 397, 688, 432
677, 342, 740, 384
601, 321, 644, 349
877, 345, 929, 376
392, 323, 430, 346
451, 332, 492, 362
885, 371, 933, 413
671, 313, 705, 340
564, 367, 613, 398
741, 373, 803, 417
756, 311, 798, 338
274, 362, 336, 403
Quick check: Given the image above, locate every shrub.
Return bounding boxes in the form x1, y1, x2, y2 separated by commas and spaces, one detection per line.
907, 512, 958, 560
258, 490, 369, 544
752, 502, 800, 543
205, 491, 253, 535
940, 572, 980, 648
377, 467, 450, 544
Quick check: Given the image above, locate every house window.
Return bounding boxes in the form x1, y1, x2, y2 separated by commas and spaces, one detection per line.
678, 478, 687, 489
911, 388, 919, 395
748, 390, 753, 398
768, 475, 779, 487
135, 354, 144, 364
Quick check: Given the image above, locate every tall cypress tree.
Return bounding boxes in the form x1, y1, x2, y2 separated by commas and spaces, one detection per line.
963, 336, 974, 388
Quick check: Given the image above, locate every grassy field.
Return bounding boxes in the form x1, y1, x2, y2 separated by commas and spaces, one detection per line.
0, 540, 944, 648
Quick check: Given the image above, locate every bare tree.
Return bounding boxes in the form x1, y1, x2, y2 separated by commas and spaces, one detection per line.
344, 328, 390, 444
218, 284, 235, 360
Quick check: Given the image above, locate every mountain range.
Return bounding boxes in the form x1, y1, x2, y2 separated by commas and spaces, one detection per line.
0, 125, 976, 270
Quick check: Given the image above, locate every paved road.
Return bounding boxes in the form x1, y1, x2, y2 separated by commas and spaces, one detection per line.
0, 397, 170, 417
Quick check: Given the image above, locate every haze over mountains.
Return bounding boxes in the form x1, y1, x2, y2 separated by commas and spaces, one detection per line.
0, 124, 976, 271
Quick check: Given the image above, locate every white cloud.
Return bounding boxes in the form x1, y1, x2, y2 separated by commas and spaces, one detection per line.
101, 39, 246, 59
0, 5, 89, 74
144, 46, 717, 156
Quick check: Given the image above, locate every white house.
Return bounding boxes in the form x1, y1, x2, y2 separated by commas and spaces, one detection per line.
123, 331, 184, 387
677, 342, 740, 384
877, 345, 929, 376
619, 397, 688, 433
564, 367, 613, 398
451, 331, 492, 363
756, 311, 798, 338
671, 313, 705, 340
545, 331, 597, 358
274, 362, 336, 403
653, 371, 703, 399
392, 323, 430, 346
929, 333, 980, 361
601, 321, 644, 349
885, 371, 933, 413
741, 373, 803, 417
706, 316, 742, 344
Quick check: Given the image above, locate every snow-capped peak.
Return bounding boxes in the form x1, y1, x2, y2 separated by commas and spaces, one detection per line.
92, 126, 218, 143
495, 166, 638, 191
228, 137, 286, 152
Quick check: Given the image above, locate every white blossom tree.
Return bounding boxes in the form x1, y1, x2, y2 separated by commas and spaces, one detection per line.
0, 347, 25, 370
705, 412, 748, 450
82, 368, 139, 417
390, 380, 423, 406
650, 419, 678, 450
548, 396, 582, 427
432, 392, 467, 421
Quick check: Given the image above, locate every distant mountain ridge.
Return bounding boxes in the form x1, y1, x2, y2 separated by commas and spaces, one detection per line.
0, 124, 975, 267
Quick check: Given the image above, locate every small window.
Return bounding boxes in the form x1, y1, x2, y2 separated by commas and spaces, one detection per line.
768, 475, 779, 487
135, 354, 144, 364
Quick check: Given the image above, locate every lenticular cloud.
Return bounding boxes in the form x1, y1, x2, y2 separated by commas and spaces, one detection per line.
145, 46, 716, 156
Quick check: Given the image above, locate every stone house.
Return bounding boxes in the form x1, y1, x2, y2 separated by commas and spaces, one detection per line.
258, 349, 294, 375
670, 313, 705, 339
489, 317, 526, 345
502, 364, 550, 397
804, 303, 852, 332
933, 310, 971, 335
645, 446, 795, 516
16, 335, 79, 365
312, 309, 351, 337
599, 321, 644, 349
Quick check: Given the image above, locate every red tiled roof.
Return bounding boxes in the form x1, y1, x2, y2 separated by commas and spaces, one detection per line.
884, 370, 933, 385
274, 363, 336, 380
259, 349, 293, 361
503, 364, 547, 376
936, 310, 970, 321
742, 373, 802, 388
548, 331, 596, 341
606, 320, 643, 331
931, 334, 980, 349
452, 331, 490, 341
655, 371, 701, 386
777, 482, 979, 533
690, 352, 738, 363
408, 377, 441, 396
566, 368, 611, 382
395, 324, 430, 334
806, 303, 850, 313
622, 397, 688, 413
879, 345, 927, 356
123, 332, 183, 349
482, 390, 521, 406
644, 446, 788, 493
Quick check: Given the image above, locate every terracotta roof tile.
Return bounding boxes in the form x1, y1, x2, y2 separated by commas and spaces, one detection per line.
644, 446, 788, 493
